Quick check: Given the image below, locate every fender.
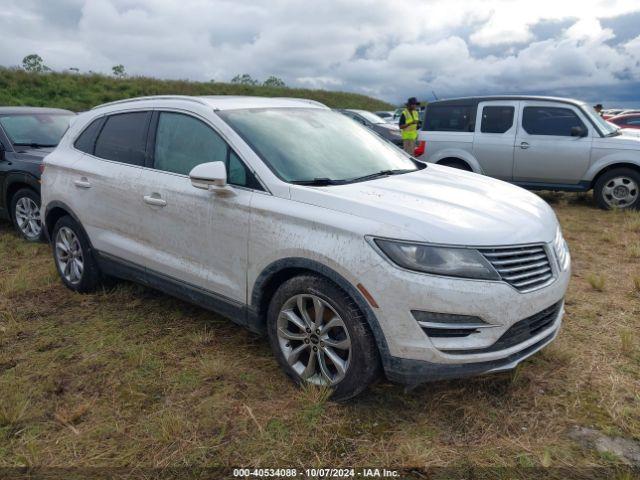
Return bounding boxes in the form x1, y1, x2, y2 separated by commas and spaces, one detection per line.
43, 200, 85, 243
250, 257, 392, 362
4, 171, 41, 200
583, 152, 640, 184
426, 148, 483, 174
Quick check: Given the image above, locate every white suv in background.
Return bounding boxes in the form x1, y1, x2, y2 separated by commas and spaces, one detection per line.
417, 96, 640, 210
42, 96, 571, 400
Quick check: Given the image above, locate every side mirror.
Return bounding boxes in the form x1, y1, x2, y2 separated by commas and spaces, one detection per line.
571, 126, 588, 137
189, 162, 229, 192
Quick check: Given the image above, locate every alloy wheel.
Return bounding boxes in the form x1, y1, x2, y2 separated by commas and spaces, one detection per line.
14, 197, 42, 239
602, 176, 639, 208
55, 226, 84, 285
276, 294, 351, 386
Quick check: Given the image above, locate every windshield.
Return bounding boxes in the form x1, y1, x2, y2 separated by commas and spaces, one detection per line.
0, 113, 74, 146
580, 103, 618, 136
353, 110, 387, 124
219, 108, 418, 183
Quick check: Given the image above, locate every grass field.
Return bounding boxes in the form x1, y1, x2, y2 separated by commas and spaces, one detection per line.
0, 192, 639, 478
0, 68, 394, 112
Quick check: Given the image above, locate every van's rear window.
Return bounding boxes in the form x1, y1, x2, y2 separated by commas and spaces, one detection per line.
424, 105, 474, 132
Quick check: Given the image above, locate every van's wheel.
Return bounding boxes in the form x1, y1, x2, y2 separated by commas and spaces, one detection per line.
594, 168, 640, 210
438, 159, 472, 171
52, 215, 103, 293
10, 188, 43, 242
267, 274, 380, 401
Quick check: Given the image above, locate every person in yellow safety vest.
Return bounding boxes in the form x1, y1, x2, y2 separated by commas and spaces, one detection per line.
398, 97, 421, 154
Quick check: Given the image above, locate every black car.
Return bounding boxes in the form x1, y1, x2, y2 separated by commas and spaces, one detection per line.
337, 109, 404, 146
0, 107, 75, 241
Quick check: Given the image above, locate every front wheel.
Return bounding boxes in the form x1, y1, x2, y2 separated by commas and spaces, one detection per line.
10, 188, 43, 241
594, 168, 640, 210
267, 275, 380, 401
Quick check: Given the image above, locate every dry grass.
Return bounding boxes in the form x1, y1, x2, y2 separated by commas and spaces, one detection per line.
0, 192, 639, 473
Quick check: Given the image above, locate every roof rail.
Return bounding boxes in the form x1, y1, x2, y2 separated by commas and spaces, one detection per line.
276, 97, 328, 108
91, 95, 210, 110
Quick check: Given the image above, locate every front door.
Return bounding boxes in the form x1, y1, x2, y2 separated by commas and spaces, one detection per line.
136, 110, 258, 304
513, 102, 593, 184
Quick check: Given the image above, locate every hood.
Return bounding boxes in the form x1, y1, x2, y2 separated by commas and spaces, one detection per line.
11, 146, 55, 162
290, 165, 558, 246
596, 132, 640, 149
619, 128, 640, 139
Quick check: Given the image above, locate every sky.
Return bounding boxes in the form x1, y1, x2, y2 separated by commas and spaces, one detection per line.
1, 0, 640, 106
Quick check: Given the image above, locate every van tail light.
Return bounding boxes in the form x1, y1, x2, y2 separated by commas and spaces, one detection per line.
414, 141, 426, 157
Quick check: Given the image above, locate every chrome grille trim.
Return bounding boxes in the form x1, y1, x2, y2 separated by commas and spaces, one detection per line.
479, 244, 555, 292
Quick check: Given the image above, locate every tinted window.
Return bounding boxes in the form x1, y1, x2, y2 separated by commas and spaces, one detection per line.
522, 107, 586, 136
480, 106, 514, 134
154, 112, 228, 176
424, 105, 474, 132
74, 118, 104, 154
94, 112, 150, 165
154, 112, 261, 189
628, 118, 640, 126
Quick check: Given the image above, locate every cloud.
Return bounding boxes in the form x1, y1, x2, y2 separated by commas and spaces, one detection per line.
0, 0, 639, 105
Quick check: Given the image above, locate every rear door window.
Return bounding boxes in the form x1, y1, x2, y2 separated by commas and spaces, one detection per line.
480, 106, 514, 133
522, 107, 586, 136
74, 117, 105, 154
94, 112, 151, 166
424, 105, 474, 132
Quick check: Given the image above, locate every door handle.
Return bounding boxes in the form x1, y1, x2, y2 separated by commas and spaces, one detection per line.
143, 194, 167, 207
519, 142, 530, 150
74, 178, 91, 189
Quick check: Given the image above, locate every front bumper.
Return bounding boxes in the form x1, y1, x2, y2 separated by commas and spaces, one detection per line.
360, 245, 570, 384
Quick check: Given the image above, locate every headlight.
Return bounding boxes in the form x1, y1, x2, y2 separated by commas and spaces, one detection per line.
373, 239, 500, 280
553, 227, 569, 270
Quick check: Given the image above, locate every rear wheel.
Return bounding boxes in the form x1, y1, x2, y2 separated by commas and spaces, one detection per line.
267, 274, 380, 401
594, 168, 640, 210
52, 215, 103, 293
438, 159, 472, 171
10, 188, 43, 241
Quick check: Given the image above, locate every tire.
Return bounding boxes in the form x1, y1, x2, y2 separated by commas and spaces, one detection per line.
594, 168, 640, 210
267, 274, 380, 401
51, 215, 103, 293
438, 159, 472, 171
10, 188, 44, 242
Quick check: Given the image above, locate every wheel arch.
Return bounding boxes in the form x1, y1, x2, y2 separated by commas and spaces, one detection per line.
5, 175, 40, 214
250, 257, 391, 359
436, 157, 474, 171
43, 201, 84, 243
589, 162, 640, 189
428, 148, 482, 173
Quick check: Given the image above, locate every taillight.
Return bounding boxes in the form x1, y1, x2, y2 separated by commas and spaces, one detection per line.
414, 141, 426, 157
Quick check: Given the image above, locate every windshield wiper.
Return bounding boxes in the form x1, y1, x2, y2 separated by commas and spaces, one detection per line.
345, 168, 417, 184
13, 142, 57, 148
291, 178, 344, 186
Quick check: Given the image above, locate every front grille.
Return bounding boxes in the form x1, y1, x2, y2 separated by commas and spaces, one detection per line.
442, 300, 562, 355
479, 244, 553, 292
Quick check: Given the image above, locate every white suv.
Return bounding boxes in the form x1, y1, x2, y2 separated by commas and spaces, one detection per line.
42, 96, 571, 400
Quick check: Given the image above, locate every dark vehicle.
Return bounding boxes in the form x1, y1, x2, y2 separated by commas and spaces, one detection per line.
337, 109, 403, 146
0, 107, 75, 240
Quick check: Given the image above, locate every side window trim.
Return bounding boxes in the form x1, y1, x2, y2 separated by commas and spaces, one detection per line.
520, 104, 588, 137
149, 109, 265, 191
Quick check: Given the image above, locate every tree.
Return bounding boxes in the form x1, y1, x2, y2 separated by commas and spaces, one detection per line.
231, 73, 258, 85
22, 54, 48, 73
112, 64, 126, 78
263, 76, 286, 87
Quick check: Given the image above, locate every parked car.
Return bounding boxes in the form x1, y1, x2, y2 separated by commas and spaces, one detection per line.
608, 113, 640, 130
337, 109, 403, 146
417, 96, 640, 210
0, 107, 75, 240
374, 111, 395, 122
602, 108, 624, 120
42, 95, 570, 400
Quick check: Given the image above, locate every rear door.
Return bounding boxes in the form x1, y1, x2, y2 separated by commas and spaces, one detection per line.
472, 101, 519, 180
135, 110, 259, 303
513, 102, 593, 184
71, 111, 151, 267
